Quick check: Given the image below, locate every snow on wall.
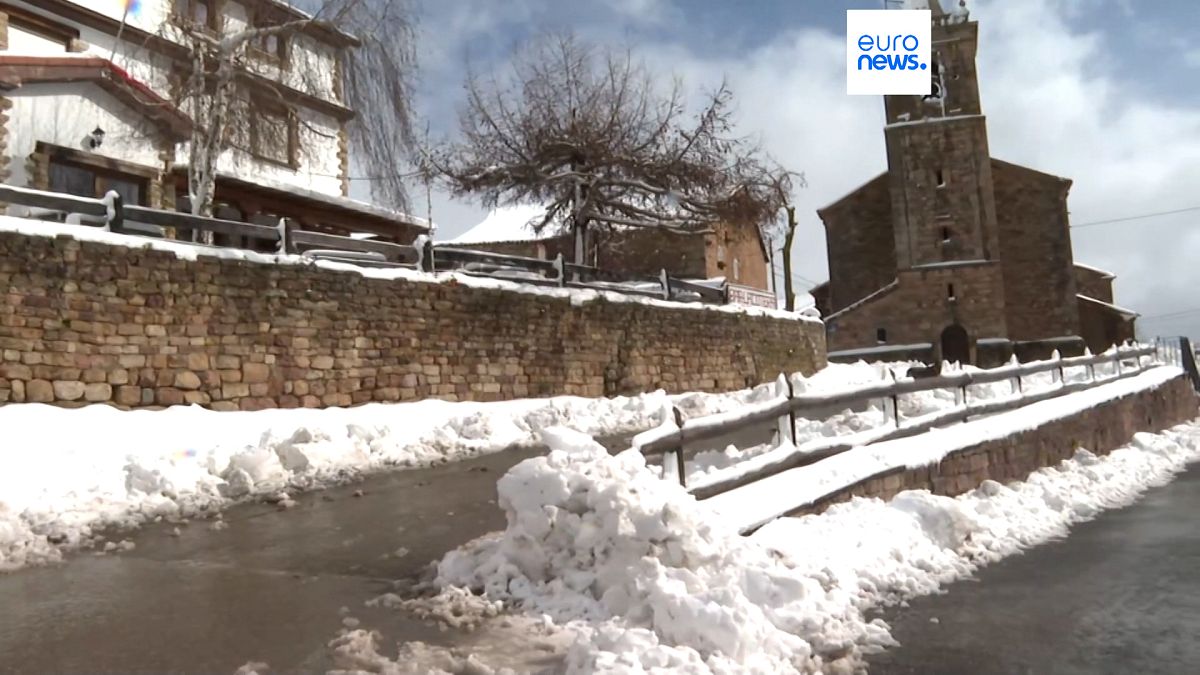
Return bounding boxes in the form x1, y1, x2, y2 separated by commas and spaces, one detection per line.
704, 366, 1188, 533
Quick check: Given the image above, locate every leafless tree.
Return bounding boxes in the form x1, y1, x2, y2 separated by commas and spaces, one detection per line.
163, 0, 417, 218
425, 33, 791, 264
758, 171, 806, 311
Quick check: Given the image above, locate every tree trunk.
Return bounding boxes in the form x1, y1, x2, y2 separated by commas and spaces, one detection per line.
782, 205, 797, 311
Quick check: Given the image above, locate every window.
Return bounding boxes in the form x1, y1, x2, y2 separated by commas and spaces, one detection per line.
49, 160, 145, 206
947, 283, 956, 300
876, 328, 888, 344
250, 11, 291, 65
941, 226, 952, 242
936, 169, 946, 187
249, 102, 298, 167
7, 8, 79, 51
174, 0, 220, 32
924, 55, 944, 102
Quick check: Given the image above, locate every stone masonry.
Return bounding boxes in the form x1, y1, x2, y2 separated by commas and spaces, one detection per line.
817, 8, 1135, 362
793, 375, 1198, 517
0, 231, 826, 410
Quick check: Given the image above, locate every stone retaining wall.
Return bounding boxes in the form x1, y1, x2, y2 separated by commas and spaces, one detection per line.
0, 230, 826, 410
795, 375, 1198, 515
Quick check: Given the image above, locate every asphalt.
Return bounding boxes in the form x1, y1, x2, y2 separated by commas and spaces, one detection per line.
0, 424, 770, 674
869, 462, 1200, 675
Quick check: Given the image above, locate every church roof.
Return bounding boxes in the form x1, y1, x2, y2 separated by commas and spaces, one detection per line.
1074, 262, 1115, 279
1078, 294, 1138, 318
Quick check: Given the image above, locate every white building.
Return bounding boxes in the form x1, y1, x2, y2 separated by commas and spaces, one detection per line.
0, 0, 426, 241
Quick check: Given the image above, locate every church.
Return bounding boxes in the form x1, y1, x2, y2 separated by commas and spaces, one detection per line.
811, 1, 1137, 366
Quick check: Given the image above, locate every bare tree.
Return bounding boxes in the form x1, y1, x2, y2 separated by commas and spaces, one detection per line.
164, 0, 417, 218
758, 171, 806, 311
425, 33, 790, 264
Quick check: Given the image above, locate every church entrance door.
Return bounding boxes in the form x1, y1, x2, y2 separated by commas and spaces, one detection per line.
940, 324, 971, 365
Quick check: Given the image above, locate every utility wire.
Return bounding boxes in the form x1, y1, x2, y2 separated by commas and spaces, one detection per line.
1072, 204, 1200, 229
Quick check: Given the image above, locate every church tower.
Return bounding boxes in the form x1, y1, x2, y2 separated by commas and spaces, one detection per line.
882, 1, 1008, 360
884, 1, 999, 269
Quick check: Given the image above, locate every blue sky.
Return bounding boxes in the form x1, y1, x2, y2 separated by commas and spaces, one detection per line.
399, 0, 1200, 339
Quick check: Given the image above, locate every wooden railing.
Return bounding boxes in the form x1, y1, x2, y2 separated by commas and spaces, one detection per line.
0, 185, 731, 305
637, 345, 1159, 499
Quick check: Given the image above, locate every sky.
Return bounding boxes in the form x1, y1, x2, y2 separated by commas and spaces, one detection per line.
392, 0, 1200, 341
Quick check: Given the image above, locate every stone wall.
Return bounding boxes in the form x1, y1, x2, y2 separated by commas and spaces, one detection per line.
1074, 265, 1114, 304
817, 173, 896, 313
827, 263, 1008, 356
0, 230, 826, 409
993, 160, 1080, 342
794, 375, 1197, 516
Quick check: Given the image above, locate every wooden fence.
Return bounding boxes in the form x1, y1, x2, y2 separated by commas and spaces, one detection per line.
637, 344, 1159, 499
0, 185, 729, 305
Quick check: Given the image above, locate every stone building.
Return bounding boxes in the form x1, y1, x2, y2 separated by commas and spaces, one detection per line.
446, 205, 778, 308
812, 2, 1136, 365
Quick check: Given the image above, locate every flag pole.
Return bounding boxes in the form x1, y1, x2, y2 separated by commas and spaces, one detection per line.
111, 4, 132, 63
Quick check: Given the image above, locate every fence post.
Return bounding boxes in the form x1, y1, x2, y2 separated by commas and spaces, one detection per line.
774, 374, 796, 446
659, 269, 671, 300
275, 217, 289, 254
658, 406, 687, 488
420, 237, 435, 273
553, 253, 565, 287
886, 371, 901, 429
102, 190, 123, 233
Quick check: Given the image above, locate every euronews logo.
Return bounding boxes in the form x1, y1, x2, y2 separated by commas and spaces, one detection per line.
847, 10, 932, 95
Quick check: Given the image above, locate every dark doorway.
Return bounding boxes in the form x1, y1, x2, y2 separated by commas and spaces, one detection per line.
940, 324, 971, 365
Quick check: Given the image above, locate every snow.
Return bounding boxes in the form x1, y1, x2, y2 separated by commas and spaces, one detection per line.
1078, 293, 1139, 317
449, 204, 548, 244
705, 366, 1184, 533
885, 114, 985, 129
910, 259, 990, 270
1074, 261, 1115, 278
0, 372, 804, 571
823, 281, 898, 321
0, 216, 817, 323
386, 410, 1200, 673
827, 342, 932, 360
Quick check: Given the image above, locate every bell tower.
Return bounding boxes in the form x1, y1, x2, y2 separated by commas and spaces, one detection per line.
883, 0, 999, 270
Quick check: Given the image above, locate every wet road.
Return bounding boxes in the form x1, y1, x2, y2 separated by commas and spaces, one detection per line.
871, 463, 1200, 675
0, 445, 547, 675
0, 423, 769, 674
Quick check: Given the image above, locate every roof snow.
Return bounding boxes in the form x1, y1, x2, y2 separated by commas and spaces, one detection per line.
449, 204, 550, 244
1074, 262, 1115, 279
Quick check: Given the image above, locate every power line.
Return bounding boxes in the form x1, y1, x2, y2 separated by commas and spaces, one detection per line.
1072, 204, 1200, 229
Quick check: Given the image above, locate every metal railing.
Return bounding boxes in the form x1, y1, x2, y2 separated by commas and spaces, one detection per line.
638, 344, 1159, 499
0, 184, 730, 306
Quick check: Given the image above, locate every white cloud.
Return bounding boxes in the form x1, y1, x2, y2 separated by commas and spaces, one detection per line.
419, 0, 1200, 337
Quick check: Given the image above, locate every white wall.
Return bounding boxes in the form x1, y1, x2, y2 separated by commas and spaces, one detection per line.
5, 82, 166, 188
4, 0, 348, 197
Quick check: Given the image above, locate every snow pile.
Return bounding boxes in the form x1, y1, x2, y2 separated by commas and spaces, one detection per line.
754, 423, 1200, 612
433, 427, 894, 673
329, 630, 511, 675
410, 418, 1200, 673
0, 377, 788, 572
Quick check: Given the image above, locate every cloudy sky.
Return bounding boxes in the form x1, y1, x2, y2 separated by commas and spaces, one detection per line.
393, 0, 1200, 340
